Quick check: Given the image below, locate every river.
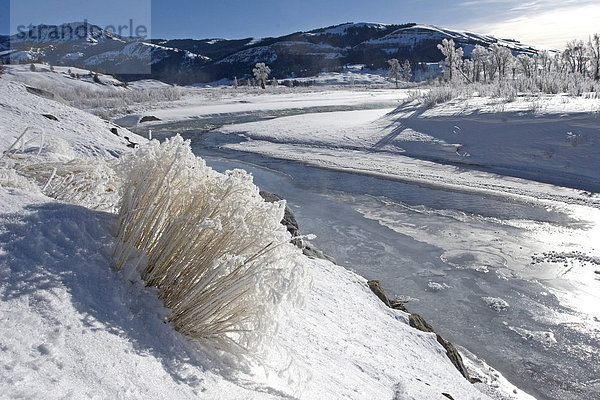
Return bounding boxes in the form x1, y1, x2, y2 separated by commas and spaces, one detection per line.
131, 108, 600, 400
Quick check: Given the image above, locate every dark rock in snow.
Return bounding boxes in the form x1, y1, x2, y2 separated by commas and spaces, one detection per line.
408, 314, 434, 332
259, 191, 301, 247
260, 191, 337, 263
390, 299, 408, 312
302, 246, 337, 264
26, 86, 56, 100
139, 115, 162, 123
123, 136, 138, 149
441, 393, 455, 400
409, 313, 471, 381
110, 127, 119, 136
367, 280, 392, 308
42, 114, 59, 121
365, 281, 472, 382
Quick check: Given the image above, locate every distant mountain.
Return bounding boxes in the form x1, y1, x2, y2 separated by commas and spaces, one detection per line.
0, 21, 538, 84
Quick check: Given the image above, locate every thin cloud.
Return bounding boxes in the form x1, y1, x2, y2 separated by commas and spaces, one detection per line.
470, 4, 600, 49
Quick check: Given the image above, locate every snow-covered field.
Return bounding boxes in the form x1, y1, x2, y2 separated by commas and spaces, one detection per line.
0, 67, 525, 399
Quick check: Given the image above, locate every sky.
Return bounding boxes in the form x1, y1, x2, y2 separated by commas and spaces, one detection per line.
1, 0, 599, 49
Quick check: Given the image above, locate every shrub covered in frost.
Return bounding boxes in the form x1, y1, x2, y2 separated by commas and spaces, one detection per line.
112, 136, 304, 355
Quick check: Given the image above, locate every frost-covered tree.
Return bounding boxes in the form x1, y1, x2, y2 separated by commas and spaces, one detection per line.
535, 50, 553, 75
461, 59, 474, 82
563, 40, 587, 74
471, 45, 491, 82
588, 34, 600, 81
489, 44, 513, 80
271, 76, 278, 87
402, 59, 412, 82
516, 54, 535, 78
253, 62, 271, 89
437, 39, 463, 81
233, 76, 238, 89
387, 58, 401, 88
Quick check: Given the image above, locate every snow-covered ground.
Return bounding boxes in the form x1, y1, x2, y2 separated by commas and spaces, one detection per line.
218, 95, 600, 194
0, 66, 524, 398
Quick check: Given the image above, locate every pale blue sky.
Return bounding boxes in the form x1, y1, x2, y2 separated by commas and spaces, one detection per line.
2, 0, 599, 48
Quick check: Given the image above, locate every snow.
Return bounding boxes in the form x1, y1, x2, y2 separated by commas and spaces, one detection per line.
217, 94, 600, 203
310, 23, 389, 36
172, 86, 599, 399
0, 73, 141, 159
366, 25, 534, 53
0, 60, 500, 399
142, 88, 405, 122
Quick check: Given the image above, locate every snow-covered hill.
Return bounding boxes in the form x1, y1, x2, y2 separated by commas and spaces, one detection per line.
0, 57, 530, 399
1, 21, 537, 85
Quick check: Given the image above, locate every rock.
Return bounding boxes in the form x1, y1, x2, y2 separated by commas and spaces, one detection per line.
26, 86, 55, 100
259, 191, 301, 247
139, 115, 161, 123
367, 280, 392, 308
435, 334, 471, 381
259, 191, 337, 263
442, 393, 455, 400
408, 314, 434, 332
409, 313, 471, 381
110, 127, 119, 136
123, 136, 138, 149
390, 299, 408, 312
303, 246, 336, 264
42, 114, 59, 121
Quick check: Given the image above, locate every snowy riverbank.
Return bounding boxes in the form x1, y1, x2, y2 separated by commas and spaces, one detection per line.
0, 66, 533, 398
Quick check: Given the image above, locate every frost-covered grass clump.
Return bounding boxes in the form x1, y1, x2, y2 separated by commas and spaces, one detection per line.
0, 127, 122, 211
113, 136, 304, 355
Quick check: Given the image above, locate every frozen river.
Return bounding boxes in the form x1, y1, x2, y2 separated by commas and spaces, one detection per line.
133, 108, 600, 400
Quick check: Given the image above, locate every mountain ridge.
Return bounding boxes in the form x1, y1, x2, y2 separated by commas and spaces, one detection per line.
0, 21, 538, 84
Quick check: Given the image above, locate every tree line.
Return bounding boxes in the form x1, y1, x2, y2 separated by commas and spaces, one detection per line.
432, 34, 600, 95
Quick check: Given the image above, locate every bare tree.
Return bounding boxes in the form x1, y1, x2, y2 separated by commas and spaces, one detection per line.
517, 54, 535, 78
402, 59, 412, 82
437, 39, 463, 81
535, 50, 553, 75
563, 40, 588, 74
588, 34, 600, 81
253, 63, 271, 89
489, 44, 513, 80
471, 45, 488, 82
387, 58, 401, 88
